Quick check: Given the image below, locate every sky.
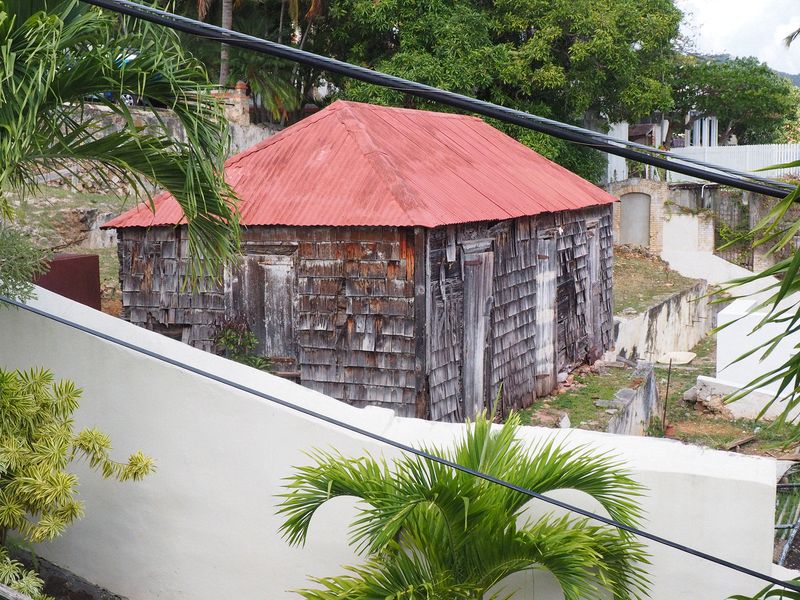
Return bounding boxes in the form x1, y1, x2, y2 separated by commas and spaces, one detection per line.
676, 0, 800, 73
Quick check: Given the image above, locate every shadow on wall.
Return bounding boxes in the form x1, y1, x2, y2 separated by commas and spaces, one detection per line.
0, 287, 779, 600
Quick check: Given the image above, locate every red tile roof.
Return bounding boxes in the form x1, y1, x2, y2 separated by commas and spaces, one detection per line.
104, 101, 617, 229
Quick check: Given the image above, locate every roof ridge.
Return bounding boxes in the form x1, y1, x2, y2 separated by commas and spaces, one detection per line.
338, 100, 483, 121
334, 102, 434, 226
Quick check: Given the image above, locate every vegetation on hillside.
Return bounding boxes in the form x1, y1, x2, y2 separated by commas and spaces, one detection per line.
0, 0, 241, 302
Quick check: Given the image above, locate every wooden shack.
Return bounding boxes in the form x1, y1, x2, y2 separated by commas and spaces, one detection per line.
104, 101, 616, 422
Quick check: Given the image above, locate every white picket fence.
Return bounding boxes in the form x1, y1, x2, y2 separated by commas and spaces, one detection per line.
667, 144, 800, 183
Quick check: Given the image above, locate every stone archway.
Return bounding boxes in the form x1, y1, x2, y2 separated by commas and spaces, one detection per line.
607, 179, 670, 252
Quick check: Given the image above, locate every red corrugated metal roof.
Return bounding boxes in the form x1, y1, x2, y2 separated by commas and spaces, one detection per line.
103, 101, 617, 229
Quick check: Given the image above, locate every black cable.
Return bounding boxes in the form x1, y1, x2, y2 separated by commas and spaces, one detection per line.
2, 294, 798, 593
79, 0, 796, 199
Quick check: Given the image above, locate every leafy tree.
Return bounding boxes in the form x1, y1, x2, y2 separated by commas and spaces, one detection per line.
291, 0, 681, 179
0, 229, 47, 304
278, 413, 649, 599
0, 0, 240, 288
670, 55, 798, 145
196, 0, 238, 85
0, 367, 153, 599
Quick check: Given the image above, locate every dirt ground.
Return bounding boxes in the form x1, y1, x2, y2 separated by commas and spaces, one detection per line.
613, 244, 699, 314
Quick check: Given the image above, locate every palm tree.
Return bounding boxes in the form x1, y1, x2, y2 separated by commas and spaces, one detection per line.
278, 413, 651, 599
1, 0, 240, 283
197, 0, 240, 85
192, 0, 302, 120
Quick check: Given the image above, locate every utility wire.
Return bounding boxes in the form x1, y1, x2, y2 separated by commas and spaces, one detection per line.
3, 294, 798, 593
80, 0, 796, 199
33, 0, 800, 591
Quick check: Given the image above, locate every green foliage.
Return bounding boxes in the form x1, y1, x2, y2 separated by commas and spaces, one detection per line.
0, 0, 240, 283
0, 226, 47, 303
163, 0, 301, 120
0, 366, 153, 597
671, 55, 798, 145
0, 546, 50, 600
296, 0, 681, 180
729, 579, 800, 599
213, 316, 271, 371
278, 413, 650, 599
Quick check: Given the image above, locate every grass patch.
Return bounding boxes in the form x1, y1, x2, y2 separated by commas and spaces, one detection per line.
613, 245, 700, 314
655, 335, 799, 455
519, 367, 635, 431
61, 246, 119, 289
520, 333, 800, 456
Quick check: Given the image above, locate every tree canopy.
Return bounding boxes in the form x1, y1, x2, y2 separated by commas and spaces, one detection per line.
671, 55, 799, 145
296, 0, 682, 179
164, 0, 682, 180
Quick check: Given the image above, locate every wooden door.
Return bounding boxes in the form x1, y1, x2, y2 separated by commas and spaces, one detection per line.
461, 239, 494, 419
534, 236, 557, 397
226, 253, 298, 366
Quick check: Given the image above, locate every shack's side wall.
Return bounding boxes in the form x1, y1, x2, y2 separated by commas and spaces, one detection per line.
117, 227, 224, 351
426, 205, 614, 422
237, 227, 419, 416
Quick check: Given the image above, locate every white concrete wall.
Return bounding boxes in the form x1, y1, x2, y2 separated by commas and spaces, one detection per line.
662, 213, 715, 254
713, 291, 800, 419
0, 288, 781, 600
606, 122, 629, 184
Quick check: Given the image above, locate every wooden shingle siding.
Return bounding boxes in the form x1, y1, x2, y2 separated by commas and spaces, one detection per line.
490, 217, 539, 413
116, 205, 614, 422
427, 227, 464, 422
423, 205, 614, 421
237, 227, 419, 416
118, 227, 223, 351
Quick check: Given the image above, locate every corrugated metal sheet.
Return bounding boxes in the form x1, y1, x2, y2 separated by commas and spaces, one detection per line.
104, 101, 617, 229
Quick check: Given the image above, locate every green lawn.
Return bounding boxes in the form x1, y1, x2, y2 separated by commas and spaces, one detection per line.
519, 366, 635, 431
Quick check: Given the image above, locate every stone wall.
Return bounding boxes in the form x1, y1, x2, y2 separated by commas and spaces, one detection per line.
608, 178, 669, 252
614, 280, 711, 361
662, 211, 715, 254
606, 362, 660, 435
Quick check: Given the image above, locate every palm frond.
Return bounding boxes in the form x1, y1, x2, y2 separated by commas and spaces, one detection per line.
0, 0, 240, 282
277, 414, 650, 599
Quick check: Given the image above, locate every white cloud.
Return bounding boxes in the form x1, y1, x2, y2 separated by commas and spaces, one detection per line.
676, 0, 800, 73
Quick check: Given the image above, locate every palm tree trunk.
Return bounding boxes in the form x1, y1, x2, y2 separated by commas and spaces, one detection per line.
278, 0, 286, 44
219, 0, 233, 86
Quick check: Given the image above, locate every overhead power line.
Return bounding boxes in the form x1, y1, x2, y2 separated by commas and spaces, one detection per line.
3, 293, 799, 594
41, 0, 799, 592
80, 0, 796, 199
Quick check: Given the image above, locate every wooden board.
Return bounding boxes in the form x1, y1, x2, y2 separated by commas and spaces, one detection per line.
461, 239, 494, 418
535, 236, 557, 397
